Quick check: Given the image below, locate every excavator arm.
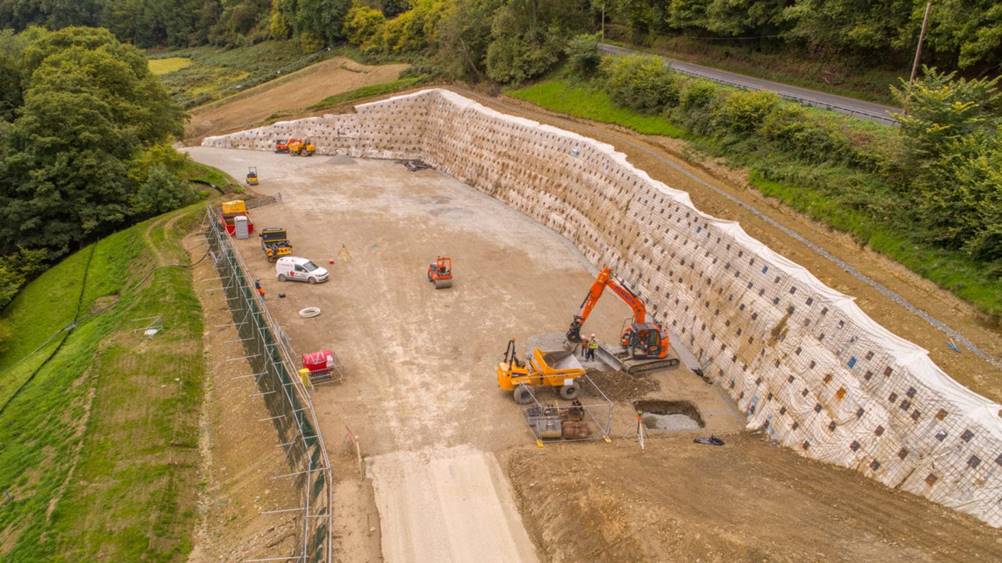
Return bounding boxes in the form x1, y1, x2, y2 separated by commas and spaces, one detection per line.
566, 268, 647, 342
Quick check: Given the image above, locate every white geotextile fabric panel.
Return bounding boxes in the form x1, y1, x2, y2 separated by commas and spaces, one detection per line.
204, 89, 1002, 527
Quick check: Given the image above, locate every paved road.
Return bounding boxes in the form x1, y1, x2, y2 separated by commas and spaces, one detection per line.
599, 43, 900, 124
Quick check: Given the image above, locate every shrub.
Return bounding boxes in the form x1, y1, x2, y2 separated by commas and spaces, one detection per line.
918, 131, 1002, 260
343, 4, 386, 48
680, 79, 718, 112
717, 90, 779, 133
604, 55, 679, 113
0, 260, 19, 310
565, 33, 601, 79
298, 31, 324, 53
486, 34, 561, 83
760, 105, 854, 165
130, 165, 194, 217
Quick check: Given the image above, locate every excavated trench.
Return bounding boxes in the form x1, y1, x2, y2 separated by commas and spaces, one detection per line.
635, 400, 705, 432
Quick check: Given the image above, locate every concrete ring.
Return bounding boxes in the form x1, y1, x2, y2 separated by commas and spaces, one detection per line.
298, 307, 321, 318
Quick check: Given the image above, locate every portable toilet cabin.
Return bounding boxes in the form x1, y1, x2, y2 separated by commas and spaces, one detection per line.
234, 215, 250, 239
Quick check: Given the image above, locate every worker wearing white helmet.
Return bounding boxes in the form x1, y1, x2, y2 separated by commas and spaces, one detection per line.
586, 334, 598, 361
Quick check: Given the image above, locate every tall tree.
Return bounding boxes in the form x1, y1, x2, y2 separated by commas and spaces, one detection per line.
0, 27, 184, 256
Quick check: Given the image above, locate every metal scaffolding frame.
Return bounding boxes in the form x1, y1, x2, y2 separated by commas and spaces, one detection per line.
205, 209, 333, 562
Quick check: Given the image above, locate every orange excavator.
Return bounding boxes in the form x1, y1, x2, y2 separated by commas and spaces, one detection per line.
566, 267, 679, 374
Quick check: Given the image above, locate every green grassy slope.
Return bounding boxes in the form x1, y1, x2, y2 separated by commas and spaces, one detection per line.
0, 204, 207, 561
508, 79, 686, 137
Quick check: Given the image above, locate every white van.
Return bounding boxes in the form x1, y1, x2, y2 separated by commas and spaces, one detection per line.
276, 256, 329, 284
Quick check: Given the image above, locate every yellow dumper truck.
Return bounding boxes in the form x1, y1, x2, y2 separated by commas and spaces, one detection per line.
497, 339, 585, 404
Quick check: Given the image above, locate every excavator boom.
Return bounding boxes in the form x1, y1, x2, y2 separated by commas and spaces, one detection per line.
568, 268, 646, 342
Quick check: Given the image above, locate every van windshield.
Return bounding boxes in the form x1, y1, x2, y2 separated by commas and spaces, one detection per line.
303, 261, 318, 272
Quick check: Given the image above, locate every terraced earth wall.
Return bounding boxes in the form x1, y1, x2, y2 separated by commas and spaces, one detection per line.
204, 89, 1002, 527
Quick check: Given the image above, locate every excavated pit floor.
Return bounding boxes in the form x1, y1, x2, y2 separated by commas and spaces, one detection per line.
185, 147, 744, 560
184, 147, 1002, 561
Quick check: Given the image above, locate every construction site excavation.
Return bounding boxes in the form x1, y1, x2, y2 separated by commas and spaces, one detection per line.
187, 89, 1002, 561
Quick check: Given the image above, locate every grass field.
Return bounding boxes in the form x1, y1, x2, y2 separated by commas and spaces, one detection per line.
507, 79, 686, 137
305, 75, 429, 113
0, 204, 207, 560
506, 78, 1002, 319
149, 57, 193, 76
150, 41, 331, 108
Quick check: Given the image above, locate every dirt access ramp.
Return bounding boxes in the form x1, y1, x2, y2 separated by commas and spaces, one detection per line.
185, 57, 408, 142
368, 445, 538, 562
509, 434, 1002, 562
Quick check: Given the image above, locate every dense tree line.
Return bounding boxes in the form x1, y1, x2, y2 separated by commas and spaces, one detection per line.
0, 27, 192, 312
2, 1, 998, 74
613, 0, 1001, 73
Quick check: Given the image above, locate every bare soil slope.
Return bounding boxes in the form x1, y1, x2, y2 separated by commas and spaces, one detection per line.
509, 434, 1002, 562
185, 57, 408, 142
185, 226, 300, 562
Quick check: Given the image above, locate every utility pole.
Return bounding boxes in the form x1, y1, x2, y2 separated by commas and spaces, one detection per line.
600, 1, 606, 40
910, 1, 933, 83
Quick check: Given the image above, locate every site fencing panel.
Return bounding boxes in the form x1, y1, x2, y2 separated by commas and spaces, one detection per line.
205, 209, 333, 562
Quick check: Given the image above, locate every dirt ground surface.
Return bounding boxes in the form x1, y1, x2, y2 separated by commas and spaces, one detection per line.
507, 434, 1002, 562
443, 87, 1002, 403
368, 445, 538, 562
183, 148, 747, 561
184, 57, 408, 142
184, 229, 301, 562
185, 146, 998, 561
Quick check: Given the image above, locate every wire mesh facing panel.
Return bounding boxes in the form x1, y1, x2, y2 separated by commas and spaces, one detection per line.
205, 209, 333, 562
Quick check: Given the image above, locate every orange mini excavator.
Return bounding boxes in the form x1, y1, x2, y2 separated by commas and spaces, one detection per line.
566, 267, 679, 374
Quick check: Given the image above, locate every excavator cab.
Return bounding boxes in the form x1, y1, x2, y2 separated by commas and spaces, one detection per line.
621, 322, 668, 359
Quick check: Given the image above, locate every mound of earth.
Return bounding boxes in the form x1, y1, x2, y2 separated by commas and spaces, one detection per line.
186, 57, 408, 141
507, 434, 1001, 562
